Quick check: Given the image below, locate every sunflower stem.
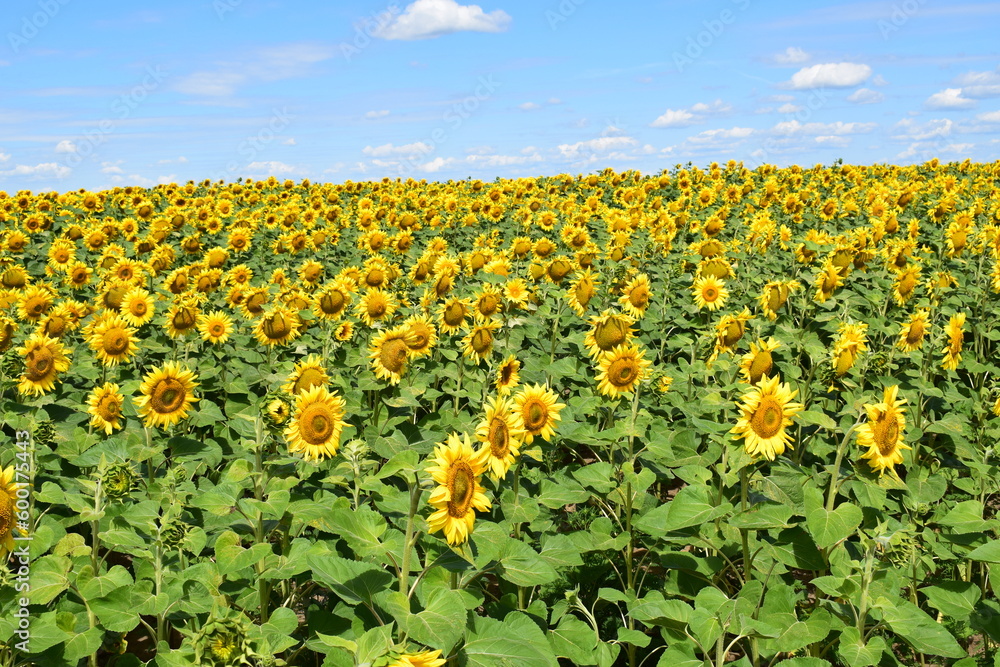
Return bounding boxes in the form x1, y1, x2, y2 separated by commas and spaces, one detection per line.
826, 420, 862, 511
399, 474, 422, 598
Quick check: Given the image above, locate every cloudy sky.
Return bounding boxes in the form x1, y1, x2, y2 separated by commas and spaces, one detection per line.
2, 0, 999, 191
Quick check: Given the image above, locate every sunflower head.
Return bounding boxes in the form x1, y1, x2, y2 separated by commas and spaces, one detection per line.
730, 375, 804, 460
284, 385, 349, 461
101, 462, 139, 500
425, 432, 492, 546
135, 362, 199, 429
857, 385, 910, 476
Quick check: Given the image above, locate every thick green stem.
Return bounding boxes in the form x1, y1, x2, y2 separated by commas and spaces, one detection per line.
399, 475, 422, 597
826, 421, 861, 511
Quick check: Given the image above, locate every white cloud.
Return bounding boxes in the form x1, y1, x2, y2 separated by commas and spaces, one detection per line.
557, 136, 637, 158
686, 127, 754, 143
547, 97, 562, 105
419, 156, 456, 172
365, 109, 390, 119
872, 74, 889, 86
0, 151, 9, 163
0, 162, 72, 179
519, 102, 540, 111
977, 110, 1000, 123
282, 138, 296, 146
465, 152, 543, 167
767, 94, 795, 103
465, 145, 493, 155
101, 161, 125, 174
773, 120, 876, 136
176, 42, 335, 97
815, 135, 850, 148
892, 118, 953, 140
651, 99, 731, 128
244, 160, 297, 175
374, 0, 511, 40
955, 66, 1000, 97
362, 142, 433, 157
847, 88, 883, 104
773, 47, 809, 65
520, 145, 538, 154
777, 103, 803, 113
943, 142, 974, 153
788, 62, 871, 89
925, 88, 975, 110
110, 173, 176, 187
54, 140, 77, 154
157, 156, 189, 164
651, 109, 695, 128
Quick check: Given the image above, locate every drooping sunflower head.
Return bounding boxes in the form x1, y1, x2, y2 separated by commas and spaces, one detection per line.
403, 314, 437, 358
475, 395, 526, 479
857, 384, 909, 476
165, 300, 201, 339
135, 361, 199, 429
425, 432, 491, 546
584, 309, 635, 359
17, 284, 54, 322
619, 273, 651, 318
942, 312, 966, 371
495, 355, 521, 395
566, 268, 598, 317
897, 309, 929, 352
282, 354, 329, 396
284, 385, 349, 462
369, 326, 411, 385
439, 298, 470, 334
254, 305, 300, 347
739, 338, 781, 385
462, 318, 500, 364
17, 333, 71, 396
730, 375, 804, 461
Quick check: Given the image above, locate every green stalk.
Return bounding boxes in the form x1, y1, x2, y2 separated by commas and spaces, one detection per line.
826, 421, 862, 512
399, 474, 422, 597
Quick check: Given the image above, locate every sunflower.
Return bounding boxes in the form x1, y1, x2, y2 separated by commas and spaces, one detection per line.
462, 318, 501, 364
495, 355, 521, 395
387, 650, 446, 667
17, 333, 71, 396
619, 273, 651, 318
282, 355, 329, 395
438, 297, 471, 334
87, 382, 125, 434
758, 280, 800, 320
240, 287, 270, 320
692, 275, 728, 311
265, 396, 291, 426
813, 261, 844, 303
831, 322, 868, 378
473, 284, 504, 319
730, 375, 804, 461
425, 432, 492, 546
503, 278, 531, 309
17, 284, 54, 322
88, 313, 139, 366
402, 314, 437, 358
369, 326, 411, 385
356, 288, 399, 327
710, 308, 753, 363
595, 344, 650, 398
0, 466, 25, 558
856, 385, 909, 476
475, 395, 526, 479
284, 385, 349, 462
199, 310, 234, 345
334, 321, 354, 342
739, 338, 781, 385
120, 286, 156, 327
566, 268, 598, 317
0, 315, 17, 352
513, 384, 565, 444
893, 265, 921, 306
313, 281, 352, 320
942, 312, 966, 371
254, 305, 301, 347
584, 309, 635, 359
897, 309, 930, 352
64, 261, 93, 290
165, 300, 201, 339
135, 361, 199, 428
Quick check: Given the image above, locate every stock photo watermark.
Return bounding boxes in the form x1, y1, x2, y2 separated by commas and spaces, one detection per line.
545, 0, 585, 30
747, 87, 831, 167
7, 0, 71, 54
339, 4, 400, 62
61, 65, 167, 169
12, 428, 33, 653
877, 0, 926, 39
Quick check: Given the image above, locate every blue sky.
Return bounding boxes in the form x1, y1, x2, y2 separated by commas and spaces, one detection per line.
1, 0, 999, 191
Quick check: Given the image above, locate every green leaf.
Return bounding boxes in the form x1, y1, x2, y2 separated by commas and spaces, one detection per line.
921, 581, 981, 620
462, 612, 559, 667
967, 539, 1000, 563
763, 527, 825, 571
23, 611, 71, 654
803, 486, 862, 549
835, 627, 884, 667
768, 609, 832, 654
27, 554, 71, 605
797, 410, 837, 430
324, 506, 387, 556
548, 616, 598, 666
214, 531, 273, 576
407, 585, 467, 654
876, 597, 965, 658
634, 484, 732, 535
938, 500, 999, 533
62, 627, 104, 662
79, 564, 133, 600
628, 591, 692, 630
307, 553, 393, 606
90, 587, 144, 633
729, 501, 794, 530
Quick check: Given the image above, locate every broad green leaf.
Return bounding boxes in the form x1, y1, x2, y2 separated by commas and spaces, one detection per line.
634, 484, 733, 535
548, 615, 598, 666
79, 564, 133, 600
835, 627, 884, 667
407, 585, 466, 654
804, 486, 862, 549
876, 597, 965, 658
307, 553, 393, 606
921, 581, 981, 620
462, 612, 559, 667
62, 627, 103, 662
214, 531, 273, 575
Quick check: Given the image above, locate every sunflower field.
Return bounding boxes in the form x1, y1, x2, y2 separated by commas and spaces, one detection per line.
1, 160, 1000, 667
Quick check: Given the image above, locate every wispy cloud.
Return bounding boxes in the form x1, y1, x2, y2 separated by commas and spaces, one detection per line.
175, 42, 335, 97
374, 0, 511, 40
787, 63, 871, 89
